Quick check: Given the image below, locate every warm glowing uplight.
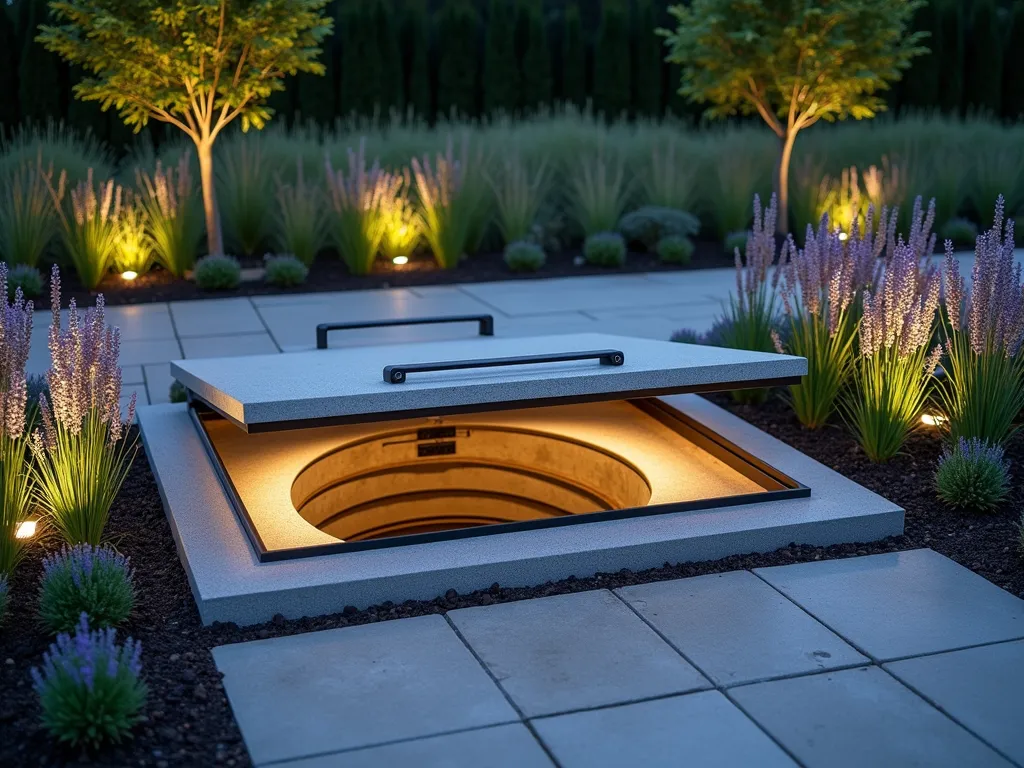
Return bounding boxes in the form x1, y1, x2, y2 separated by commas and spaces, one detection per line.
15, 519, 37, 539
921, 413, 947, 427
838, 232, 849, 241
121, 270, 138, 281
393, 256, 409, 266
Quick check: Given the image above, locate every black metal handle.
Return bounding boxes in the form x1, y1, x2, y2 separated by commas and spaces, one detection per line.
317, 315, 494, 349
383, 349, 625, 384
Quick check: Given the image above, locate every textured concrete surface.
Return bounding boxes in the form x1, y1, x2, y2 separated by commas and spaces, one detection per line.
212, 552, 1024, 767
137, 393, 902, 626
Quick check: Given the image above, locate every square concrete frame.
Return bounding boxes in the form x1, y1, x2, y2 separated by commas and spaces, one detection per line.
138, 394, 903, 626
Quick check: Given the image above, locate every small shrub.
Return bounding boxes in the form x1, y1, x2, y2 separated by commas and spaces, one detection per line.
168, 380, 187, 404
8, 264, 43, 299
263, 254, 308, 287
583, 232, 626, 267
724, 230, 748, 255
38, 544, 135, 634
0, 575, 8, 625
656, 235, 694, 264
503, 241, 546, 272
940, 217, 979, 249
32, 614, 146, 749
194, 255, 241, 291
618, 206, 700, 250
935, 437, 1010, 513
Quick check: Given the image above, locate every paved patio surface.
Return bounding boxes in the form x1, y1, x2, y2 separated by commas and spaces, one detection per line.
212, 549, 1024, 767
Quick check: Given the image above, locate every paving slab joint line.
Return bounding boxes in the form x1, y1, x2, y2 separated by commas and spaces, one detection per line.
877, 633, 1024, 666
877, 658, 1024, 768
441, 613, 563, 767
249, 296, 284, 353
608, 588, 806, 768
254, 721, 523, 768
451, 285, 514, 318
719, 686, 809, 768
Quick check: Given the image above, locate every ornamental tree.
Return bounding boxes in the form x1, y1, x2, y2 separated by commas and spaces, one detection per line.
662, 0, 926, 231
38, 0, 333, 256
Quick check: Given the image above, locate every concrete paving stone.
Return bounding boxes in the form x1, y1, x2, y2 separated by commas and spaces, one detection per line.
448, 589, 710, 718
212, 615, 518, 765
533, 691, 796, 768
731, 666, 1014, 768
754, 549, 1024, 661
118, 338, 183, 367
143, 363, 175, 405
104, 303, 176, 340
284, 725, 554, 768
170, 297, 265, 337
885, 639, 1024, 764
617, 570, 867, 686
258, 290, 496, 350
180, 332, 279, 359
122, 365, 144, 385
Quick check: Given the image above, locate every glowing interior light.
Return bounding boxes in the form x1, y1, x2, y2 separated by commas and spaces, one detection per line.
921, 413, 947, 427
393, 256, 409, 266
121, 270, 138, 281
837, 232, 849, 241
15, 519, 37, 539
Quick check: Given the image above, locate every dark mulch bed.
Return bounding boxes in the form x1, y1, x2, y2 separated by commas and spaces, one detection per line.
2, 400, 1022, 766
57, 241, 733, 308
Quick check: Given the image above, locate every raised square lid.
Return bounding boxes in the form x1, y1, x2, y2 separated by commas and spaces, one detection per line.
172, 333, 806, 432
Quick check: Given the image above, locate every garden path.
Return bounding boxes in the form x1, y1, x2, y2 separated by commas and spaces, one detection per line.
212, 549, 1024, 767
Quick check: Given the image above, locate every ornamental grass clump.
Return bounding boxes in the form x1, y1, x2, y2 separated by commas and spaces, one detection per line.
0, 160, 57, 268
720, 194, 784, 404
49, 170, 123, 290
112, 199, 152, 277
379, 172, 421, 263
938, 197, 1024, 447
325, 140, 404, 275
487, 153, 550, 246
135, 155, 204, 278
31, 268, 137, 546
39, 544, 135, 634
0, 264, 34, 578
32, 614, 146, 750
845, 201, 941, 461
274, 160, 328, 267
567, 150, 631, 238
411, 137, 479, 270
934, 437, 1010, 513
774, 208, 888, 428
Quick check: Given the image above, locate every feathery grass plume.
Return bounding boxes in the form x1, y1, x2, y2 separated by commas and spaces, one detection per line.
135, 153, 204, 277
486, 153, 550, 246
938, 197, 1024, 446
845, 233, 941, 462
274, 160, 328, 266
0, 158, 57, 268
112, 196, 153, 276
324, 139, 404, 275
218, 136, 273, 256
641, 135, 698, 211
32, 614, 146, 749
47, 169, 123, 290
567, 147, 631, 238
719, 194, 784, 404
379, 169, 421, 262
775, 207, 888, 428
0, 263, 34, 577
934, 437, 1010, 513
31, 267, 137, 545
410, 136, 478, 269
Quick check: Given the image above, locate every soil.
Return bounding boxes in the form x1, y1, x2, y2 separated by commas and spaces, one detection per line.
1, 398, 1022, 767
54, 241, 734, 308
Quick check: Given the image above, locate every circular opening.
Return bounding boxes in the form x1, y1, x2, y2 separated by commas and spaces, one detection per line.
292, 424, 652, 542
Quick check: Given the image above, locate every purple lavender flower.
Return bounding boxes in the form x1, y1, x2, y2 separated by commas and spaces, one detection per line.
0, 262, 34, 441
733, 193, 784, 310
39, 544, 135, 633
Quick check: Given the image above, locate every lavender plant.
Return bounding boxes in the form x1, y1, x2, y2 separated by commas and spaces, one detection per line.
38, 544, 135, 633
938, 198, 1024, 447
411, 137, 478, 270
720, 194, 784, 404
845, 217, 941, 461
934, 437, 1011, 513
325, 140, 403, 275
32, 614, 146, 749
0, 264, 34, 578
774, 208, 887, 428
48, 169, 123, 290
31, 267, 137, 545
135, 154, 204, 278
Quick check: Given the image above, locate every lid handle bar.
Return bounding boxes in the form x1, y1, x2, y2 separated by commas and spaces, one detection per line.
383, 349, 625, 384
317, 315, 494, 349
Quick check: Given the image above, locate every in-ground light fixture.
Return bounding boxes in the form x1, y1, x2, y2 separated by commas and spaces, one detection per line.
921, 413, 947, 427
16, 518, 38, 539
121, 270, 139, 281
392, 256, 409, 266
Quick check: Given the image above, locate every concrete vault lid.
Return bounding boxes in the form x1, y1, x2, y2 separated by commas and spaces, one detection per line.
171, 333, 806, 432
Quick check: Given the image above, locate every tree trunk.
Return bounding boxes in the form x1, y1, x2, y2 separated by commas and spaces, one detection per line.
775, 129, 799, 234
196, 139, 224, 256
